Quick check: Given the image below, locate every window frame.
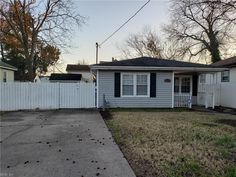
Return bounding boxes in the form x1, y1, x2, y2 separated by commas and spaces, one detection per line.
221, 70, 230, 82
181, 77, 191, 93
121, 72, 150, 97
199, 74, 206, 84
174, 75, 192, 95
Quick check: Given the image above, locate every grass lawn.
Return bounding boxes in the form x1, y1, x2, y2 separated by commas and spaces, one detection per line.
103, 109, 236, 177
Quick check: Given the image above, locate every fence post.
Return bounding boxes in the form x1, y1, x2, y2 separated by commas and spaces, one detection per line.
58, 82, 60, 109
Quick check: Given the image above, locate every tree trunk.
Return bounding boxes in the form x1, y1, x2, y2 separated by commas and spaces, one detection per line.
208, 31, 221, 63
26, 57, 35, 81
0, 43, 5, 61
24, 50, 34, 81
210, 47, 221, 63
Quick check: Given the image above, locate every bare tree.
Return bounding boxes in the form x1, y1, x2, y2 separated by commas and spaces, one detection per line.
0, 0, 85, 80
118, 27, 184, 60
163, 0, 236, 63
119, 27, 163, 59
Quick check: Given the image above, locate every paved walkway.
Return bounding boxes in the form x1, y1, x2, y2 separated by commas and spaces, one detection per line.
0, 110, 136, 177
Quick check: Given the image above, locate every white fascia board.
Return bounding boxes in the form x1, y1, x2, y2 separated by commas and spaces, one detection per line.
0, 66, 18, 71
90, 66, 228, 72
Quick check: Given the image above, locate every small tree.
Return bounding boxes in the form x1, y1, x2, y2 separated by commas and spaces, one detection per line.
0, 0, 85, 80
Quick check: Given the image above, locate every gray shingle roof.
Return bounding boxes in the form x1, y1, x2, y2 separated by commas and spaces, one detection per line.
211, 56, 236, 67
93, 57, 219, 68
49, 73, 82, 81
66, 64, 90, 72
0, 60, 17, 70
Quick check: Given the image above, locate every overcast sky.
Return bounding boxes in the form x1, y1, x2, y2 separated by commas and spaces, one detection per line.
60, 0, 170, 67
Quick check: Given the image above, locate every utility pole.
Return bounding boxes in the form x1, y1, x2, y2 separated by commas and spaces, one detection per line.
95, 42, 99, 64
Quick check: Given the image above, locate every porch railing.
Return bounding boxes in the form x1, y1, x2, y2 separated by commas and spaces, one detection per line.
174, 94, 192, 108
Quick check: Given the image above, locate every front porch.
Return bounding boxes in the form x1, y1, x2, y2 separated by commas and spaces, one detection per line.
173, 72, 220, 108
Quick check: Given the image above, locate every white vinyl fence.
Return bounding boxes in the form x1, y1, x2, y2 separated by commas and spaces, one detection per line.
219, 83, 236, 108
197, 84, 221, 108
0, 82, 95, 111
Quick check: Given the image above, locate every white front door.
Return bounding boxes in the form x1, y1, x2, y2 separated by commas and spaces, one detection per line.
174, 76, 192, 95
174, 76, 192, 107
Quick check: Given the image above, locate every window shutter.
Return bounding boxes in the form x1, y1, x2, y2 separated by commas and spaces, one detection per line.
114, 73, 121, 97
192, 75, 198, 96
150, 73, 156, 97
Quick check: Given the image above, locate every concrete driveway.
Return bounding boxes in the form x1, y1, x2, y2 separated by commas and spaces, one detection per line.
0, 110, 136, 177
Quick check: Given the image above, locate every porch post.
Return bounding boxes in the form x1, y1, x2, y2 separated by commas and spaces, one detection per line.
96, 70, 99, 108
212, 73, 216, 109
205, 90, 208, 109
171, 72, 174, 108
189, 75, 193, 109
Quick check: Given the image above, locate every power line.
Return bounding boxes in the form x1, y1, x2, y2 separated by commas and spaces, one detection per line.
99, 0, 151, 47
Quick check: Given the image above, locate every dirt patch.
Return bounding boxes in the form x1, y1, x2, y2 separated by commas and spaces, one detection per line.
0, 118, 24, 122
99, 110, 112, 120
216, 119, 236, 127
202, 123, 218, 127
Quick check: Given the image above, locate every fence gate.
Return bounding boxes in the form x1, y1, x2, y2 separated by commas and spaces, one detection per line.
59, 83, 95, 108
0, 82, 95, 111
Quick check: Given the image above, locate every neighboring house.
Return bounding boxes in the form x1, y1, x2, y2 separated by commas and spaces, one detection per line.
34, 76, 50, 83
199, 57, 236, 108
49, 73, 82, 83
91, 57, 226, 108
0, 61, 17, 82
66, 64, 94, 82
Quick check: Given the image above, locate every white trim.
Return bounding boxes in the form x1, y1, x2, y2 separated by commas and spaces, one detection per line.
171, 72, 174, 108
91, 66, 227, 72
0, 66, 17, 71
96, 70, 99, 108
121, 72, 150, 97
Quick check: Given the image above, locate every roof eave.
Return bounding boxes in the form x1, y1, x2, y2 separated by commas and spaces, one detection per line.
90, 66, 227, 72
0, 66, 18, 71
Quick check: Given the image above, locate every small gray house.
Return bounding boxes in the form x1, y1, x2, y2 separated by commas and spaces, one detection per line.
91, 57, 226, 108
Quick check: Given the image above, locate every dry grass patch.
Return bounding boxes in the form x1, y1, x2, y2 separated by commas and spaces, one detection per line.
105, 110, 236, 177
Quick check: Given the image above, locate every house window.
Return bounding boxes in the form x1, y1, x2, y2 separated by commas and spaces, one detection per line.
181, 77, 190, 93
136, 74, 148, 96
3, 71, 7, 82
174, 77, 179, 93
121, 73, 149, 97
199, 74, 206, 83
221, 71, 230, 82
122, 74, 134, 96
